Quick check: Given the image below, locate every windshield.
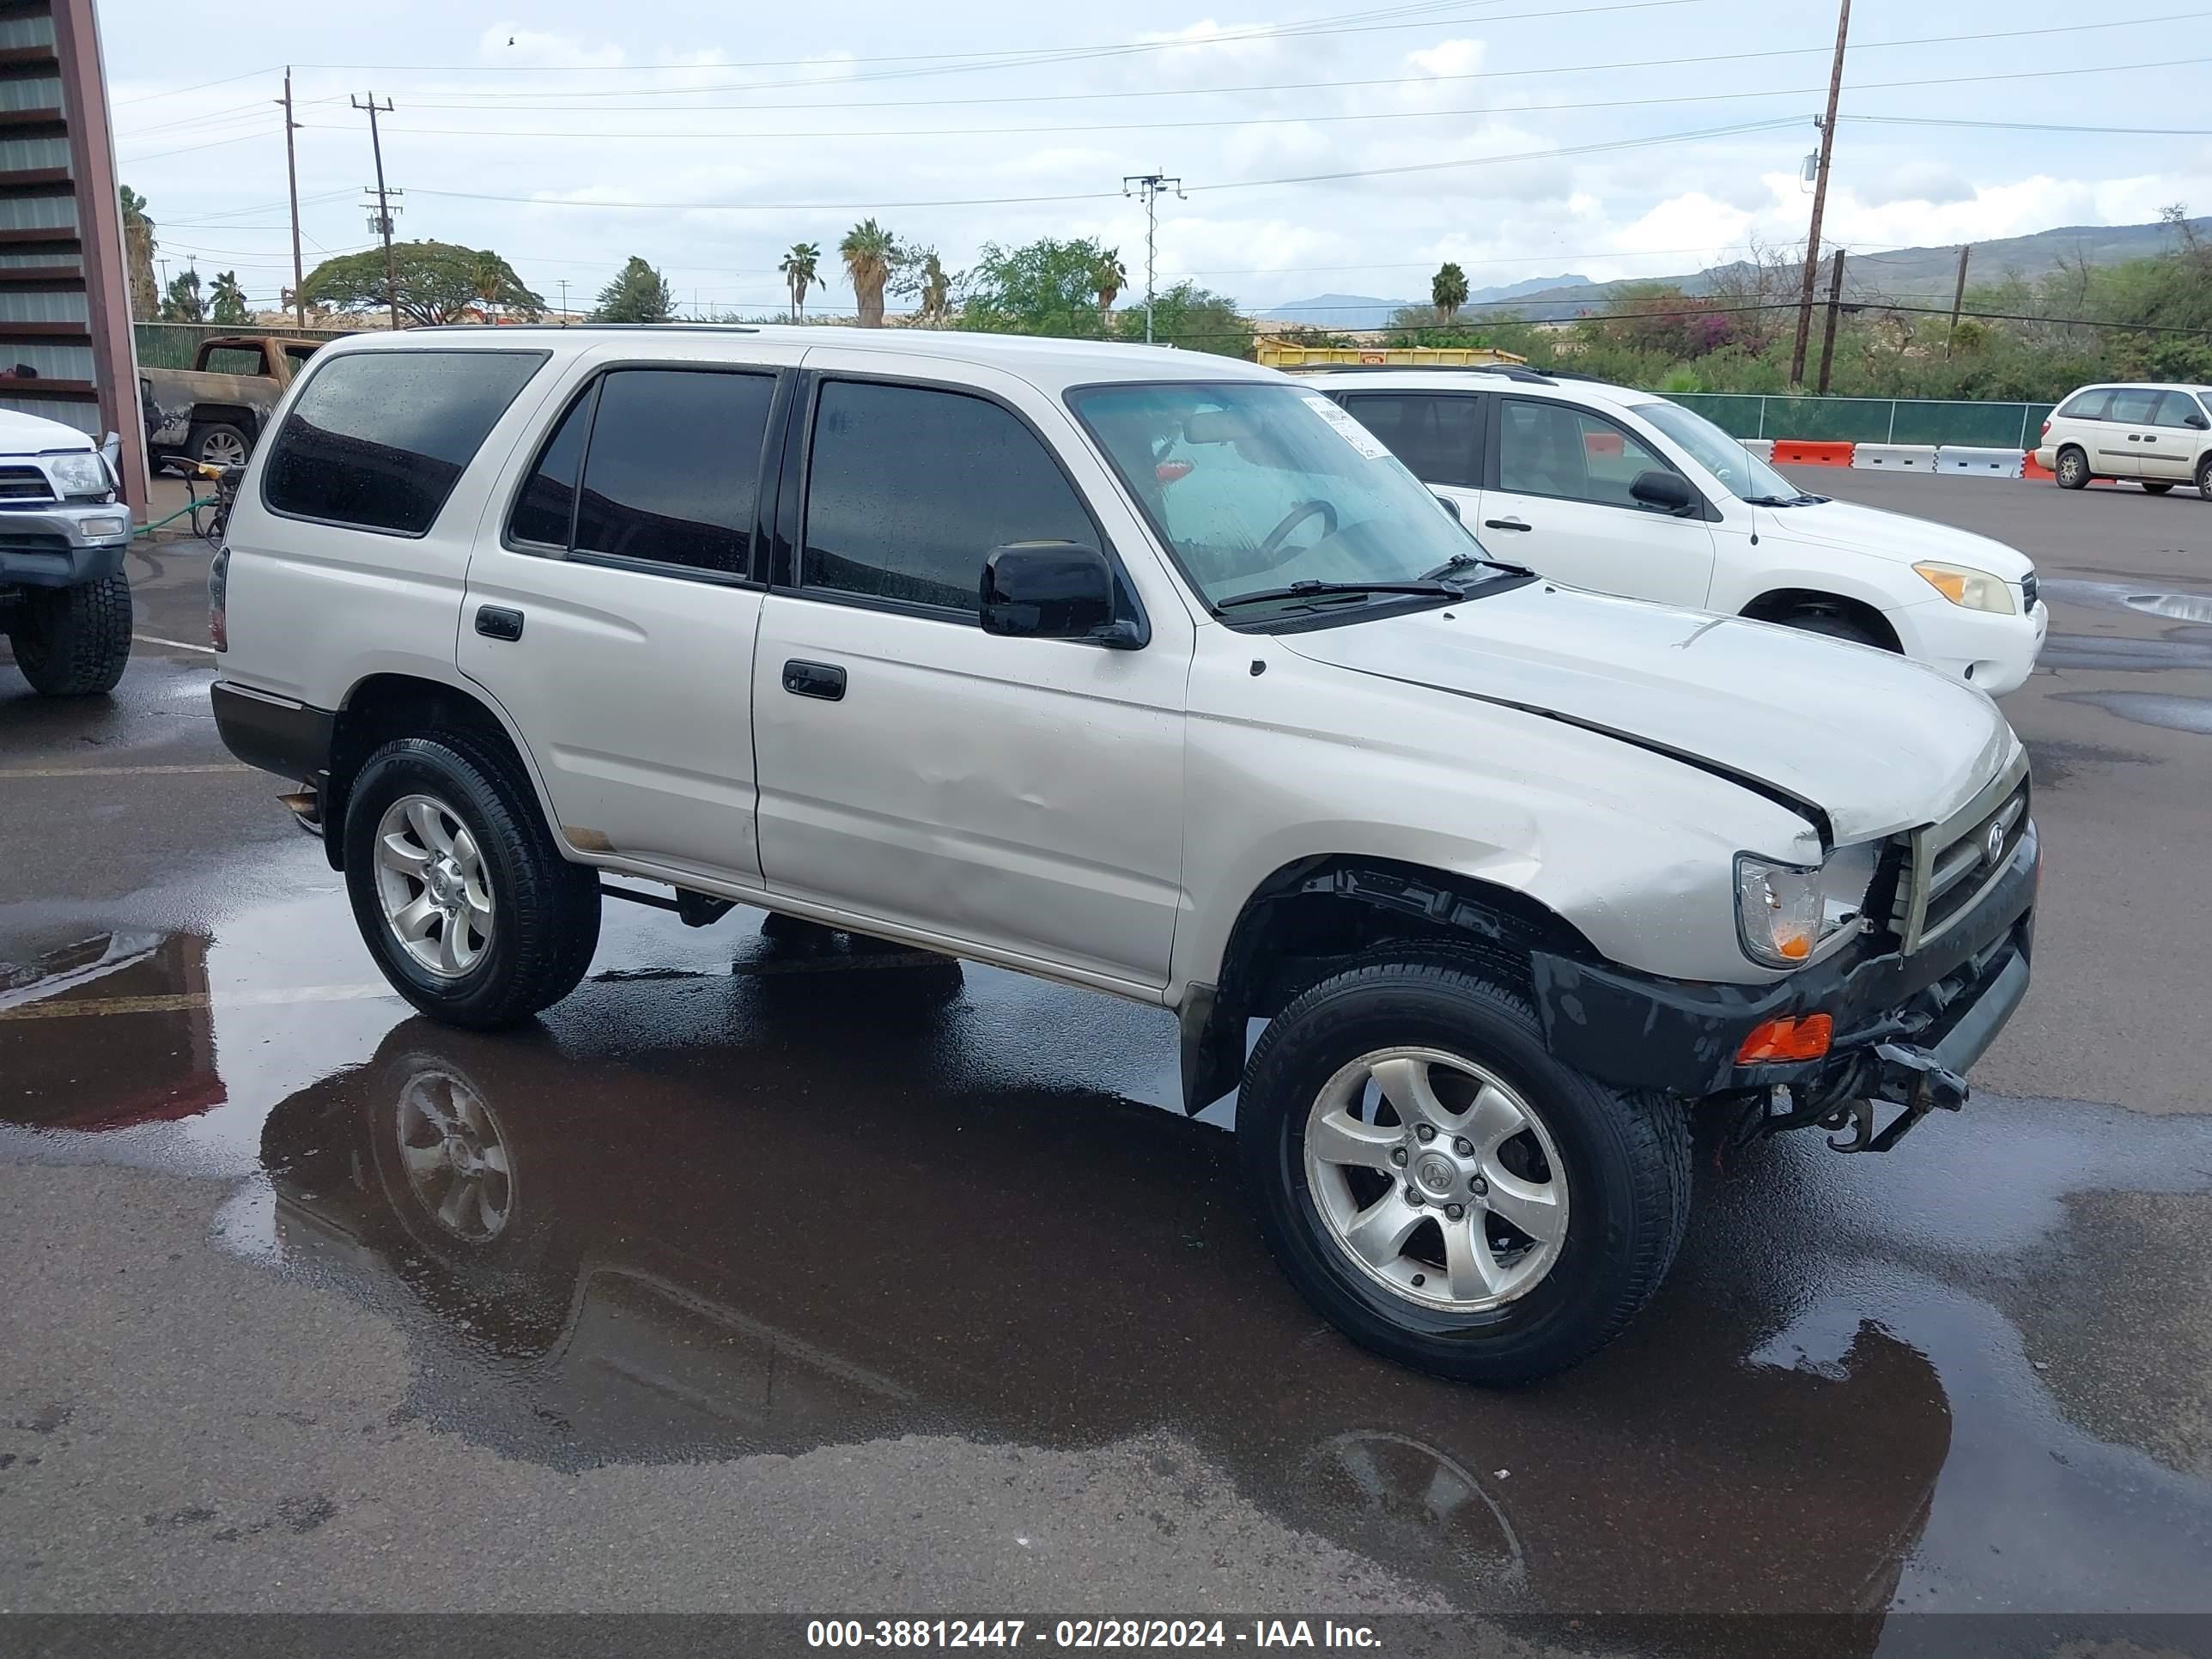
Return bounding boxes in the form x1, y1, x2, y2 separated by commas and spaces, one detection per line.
1637, 399, 1804, 502
1067, 380, 1483, 610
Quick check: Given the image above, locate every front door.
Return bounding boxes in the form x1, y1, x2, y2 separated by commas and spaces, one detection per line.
1478, 396, 1717, 609
2142, 390, 2204, 481
459, 359, 788, 885
750, 361, 1190, 991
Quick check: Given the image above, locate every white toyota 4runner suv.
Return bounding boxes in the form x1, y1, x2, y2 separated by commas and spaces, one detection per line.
1308, 368, 2048, 695
210, 327, 2039, 1383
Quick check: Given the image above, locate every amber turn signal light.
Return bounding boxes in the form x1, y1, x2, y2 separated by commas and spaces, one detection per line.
1736, 1014, 1833, 1064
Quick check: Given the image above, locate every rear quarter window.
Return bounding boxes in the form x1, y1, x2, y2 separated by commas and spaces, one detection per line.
262, 349, 547, 537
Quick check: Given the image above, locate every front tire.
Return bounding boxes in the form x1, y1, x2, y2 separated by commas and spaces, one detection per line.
343, 734, 600, 1029
7, 574, 131, 696
2197, 455, 2212, 502
2056, 446, 2091, 489
1237, 955, 1691, 1385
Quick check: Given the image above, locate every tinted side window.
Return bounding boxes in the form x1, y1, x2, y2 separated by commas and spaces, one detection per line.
1339, 393, 1480, 487
508, 385, 594, 549
803, 380, 1094, 614
2058, 390, 2111, 421
1497, 399, 1670, 507
572, 368, 774, 577
2108, 389, 2160, 425
264, 350, 545, 536
2154, 390, 2203, 428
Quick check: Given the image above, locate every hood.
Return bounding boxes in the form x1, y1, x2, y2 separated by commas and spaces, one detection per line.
0, 404, 94, 455
1758, 496, 2033, 582
1275, 582, 2017, 844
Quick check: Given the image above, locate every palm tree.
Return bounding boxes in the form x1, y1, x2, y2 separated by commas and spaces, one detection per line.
471, 249, 509, 324
1093, 246, 1127, 328
840, 219, 898, 328
779, 242, 823, 323
208, 270, 250, 325
1432, 261, 1469, 325
120, 185, 159, 320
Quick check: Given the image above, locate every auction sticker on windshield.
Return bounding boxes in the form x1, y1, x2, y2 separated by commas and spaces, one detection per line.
1301, 394, 1391, 460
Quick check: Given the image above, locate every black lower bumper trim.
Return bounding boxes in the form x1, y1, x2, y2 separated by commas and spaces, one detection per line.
211, 681, 335, 781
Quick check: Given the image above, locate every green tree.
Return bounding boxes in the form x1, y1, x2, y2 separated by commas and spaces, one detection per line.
472, 248, 518, 322
780, 242, 823, 322
1431, 262, 1468, 324
895, 247, 953, 325
1093, 246, 1127, 325
592, 255, 675, 324
159, 266, 204, 324
300, 242, 543, 326
959, 236, 1118, 338
839, 219, 906, 328
120, 185, 158, 321
209, 270, 251, 325
1111, 281, 1252, 359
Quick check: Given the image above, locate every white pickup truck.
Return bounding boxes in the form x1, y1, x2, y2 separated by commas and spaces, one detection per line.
207, 326, 2039, 1383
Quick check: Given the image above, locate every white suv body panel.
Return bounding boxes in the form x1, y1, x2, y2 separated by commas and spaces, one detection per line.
214, 325, 2022, 1014
1311, 371, 2048, 696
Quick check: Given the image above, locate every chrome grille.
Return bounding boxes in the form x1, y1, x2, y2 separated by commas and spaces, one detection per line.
0, 465, 52, 501
1892, 757, 2031, 952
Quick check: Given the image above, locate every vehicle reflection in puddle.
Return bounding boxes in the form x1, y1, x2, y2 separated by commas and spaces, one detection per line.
5, 899, 2212, 1624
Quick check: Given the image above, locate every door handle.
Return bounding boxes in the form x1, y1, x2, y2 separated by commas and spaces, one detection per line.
474, 605, 524, 641
781, 659, 847, 701
1483, 517, 1532, 532
2128, 434, 2142, 441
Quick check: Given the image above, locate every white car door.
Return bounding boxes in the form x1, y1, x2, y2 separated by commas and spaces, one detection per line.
1477, 396, 1717, 610
2096, 387, 2161, 479
749, 356, 1192, 993
1331, 389, 1483, 520
2143, 390, 2205, 481
459, 353, 798, 886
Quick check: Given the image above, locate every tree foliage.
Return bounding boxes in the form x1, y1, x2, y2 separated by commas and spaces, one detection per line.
299, 241, 543, 326
120, 185, 158, 321
209, 270, 250, 325
958, 236, 1119, 337
840, 219, 910, 327
780, 243, 823, 321
159, 267, 204, 324
593, 255, 675, 324
1431, 262, 1468, 323
1113, 281, 1251, 358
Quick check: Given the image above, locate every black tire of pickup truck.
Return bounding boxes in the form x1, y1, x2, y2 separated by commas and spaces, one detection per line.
343, 734, 601, 1030
1237, 953, 1692, 1385
7, 572, 131, 696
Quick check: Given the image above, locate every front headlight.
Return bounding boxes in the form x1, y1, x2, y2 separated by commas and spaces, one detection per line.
1735, 842, 1881, 968
46, 453, 112, 498
1913, 561, 2017, 615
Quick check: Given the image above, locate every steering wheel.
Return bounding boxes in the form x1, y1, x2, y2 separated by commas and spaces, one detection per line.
1258, 498, 1339, 565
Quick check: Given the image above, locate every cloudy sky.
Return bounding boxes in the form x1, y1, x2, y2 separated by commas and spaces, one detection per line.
101, 0, 2212, 321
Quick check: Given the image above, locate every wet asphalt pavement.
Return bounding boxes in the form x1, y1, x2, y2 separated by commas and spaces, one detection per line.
2, 473, 2209, 1649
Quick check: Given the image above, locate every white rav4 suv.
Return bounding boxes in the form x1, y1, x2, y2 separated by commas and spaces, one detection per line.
1309, 368, 2048, 695
210, 327, 2039, 1383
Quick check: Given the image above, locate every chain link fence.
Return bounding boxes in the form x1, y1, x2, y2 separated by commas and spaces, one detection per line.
1666, 392, 2055, 451
133, 321, 355, 371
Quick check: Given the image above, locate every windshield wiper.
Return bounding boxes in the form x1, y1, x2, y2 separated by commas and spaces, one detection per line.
1215, 579, 1458, 611
1419, 551, 1534, 582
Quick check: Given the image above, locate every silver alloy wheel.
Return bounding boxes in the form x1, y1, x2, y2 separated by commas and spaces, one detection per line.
197, 428, 247, 467
394, 1066, 514, 1242
1303, 1046, 1570, 1313
374, 793, 493, 979
2057, 450, 2087, 488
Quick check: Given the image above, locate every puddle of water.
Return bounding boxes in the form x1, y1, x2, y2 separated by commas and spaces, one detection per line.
2051, 690, 2212, 737
2039, 635, 2212, 672
2126, 592, 2212, 625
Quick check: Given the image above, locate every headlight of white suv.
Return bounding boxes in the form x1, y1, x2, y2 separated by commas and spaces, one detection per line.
46, 453, 112, 498
1735, 842, 1881, 968
1912, 561, 2017, 615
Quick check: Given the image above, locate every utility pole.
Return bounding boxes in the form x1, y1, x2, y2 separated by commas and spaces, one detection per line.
351, 92, 399, 331
1815, 248, 1845, 395
558, 278, 568, 325
1945, 243, 1972, 358
1121, 171, 1184, 345
1788, 0, 1850, 386
278, 69, 304, 328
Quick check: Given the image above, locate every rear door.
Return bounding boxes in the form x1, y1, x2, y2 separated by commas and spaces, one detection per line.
459, 351, 796, 885
1330, 389, 1485, 519
1478, 395, 1717, 609
2097, 388, 2160, 478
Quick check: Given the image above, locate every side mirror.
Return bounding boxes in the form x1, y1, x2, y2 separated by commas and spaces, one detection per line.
1432, 490, 1462, 522
981, 542, 1141, 647
2188, 412, 2210, 431
1630, 469, 1698, 515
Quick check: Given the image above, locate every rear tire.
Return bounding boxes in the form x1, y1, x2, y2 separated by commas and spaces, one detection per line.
1236, 953, 1692, 1385
191, 422, 251, 468
2056, 447, 2090, 490
343, 733, 600, 1029
2142, 482, 2173, 496
7, 574, 131, 696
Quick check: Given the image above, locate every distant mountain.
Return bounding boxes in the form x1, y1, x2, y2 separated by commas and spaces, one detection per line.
1261, 275, 1595, 330
1468, 274, 1593, 303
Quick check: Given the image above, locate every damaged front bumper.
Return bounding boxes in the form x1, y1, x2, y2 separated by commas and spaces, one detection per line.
0, 501, 133, 589
1531, 821, 2039, 1149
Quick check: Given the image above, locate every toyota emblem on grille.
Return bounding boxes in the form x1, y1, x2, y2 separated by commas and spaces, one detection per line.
1984, 819, 2007, 866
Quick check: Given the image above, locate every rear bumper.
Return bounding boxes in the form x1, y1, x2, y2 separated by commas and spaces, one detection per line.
0, 504, 132, 589
211, 680, 334, 781
1532, 820, 2038, 1105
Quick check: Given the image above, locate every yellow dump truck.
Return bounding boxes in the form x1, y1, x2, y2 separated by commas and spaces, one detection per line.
1254, 341, 1528, 371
